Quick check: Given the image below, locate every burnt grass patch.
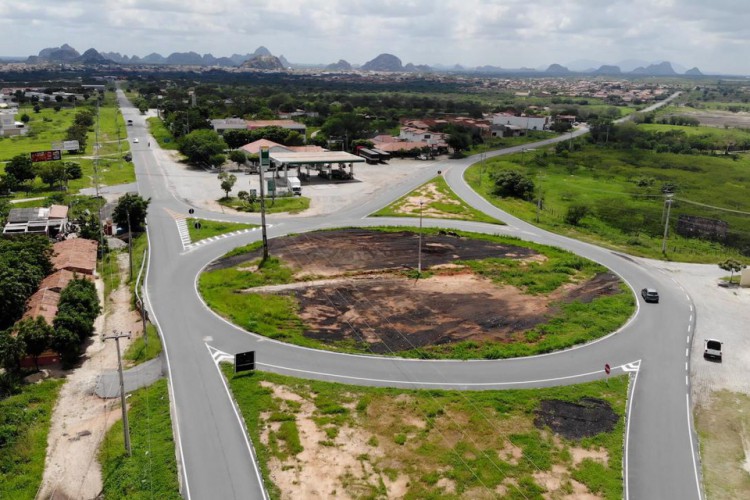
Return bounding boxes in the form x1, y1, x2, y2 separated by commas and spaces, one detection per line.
201, 228, 635, 359
535, 398, 620, 440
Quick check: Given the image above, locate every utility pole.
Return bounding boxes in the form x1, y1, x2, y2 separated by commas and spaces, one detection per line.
104, 330, 132, 457
417, 200, 423, 275
258, 148, 270, 262
126, 207, 133, 282
661, 195, 674, 254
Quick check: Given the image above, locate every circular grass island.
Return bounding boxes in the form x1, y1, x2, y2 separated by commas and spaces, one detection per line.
199, 227, 635, 359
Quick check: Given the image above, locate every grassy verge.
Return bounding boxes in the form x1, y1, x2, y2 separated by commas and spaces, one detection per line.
373, 175, 504, 224
0, 379, 65, 498
465, 144, 750, 263
124, 323, 162, 365
98, 379, 180, 498
199, 228, 635, 358
467, 131, 556, 156
223, 367, 627, 499
187, 218, 258, 243
146, 117, 179, 150
219, 196, 310, 214
695, 390, 750, 499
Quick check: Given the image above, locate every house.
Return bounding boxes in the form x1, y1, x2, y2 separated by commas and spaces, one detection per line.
399, 127, 447, 146
3, 205, 68, 237
211, 118, 250, 134
491, 113, 549, 131
0, 108, 27, 137
212, 118, 307, 138
51, 238, 98, 275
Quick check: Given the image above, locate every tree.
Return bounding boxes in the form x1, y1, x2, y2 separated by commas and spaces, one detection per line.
15, 317, 53, 371
228, 150, 247, 169
564, 204, 590, 226
718, 259, 746, 285
5, 154, 36, 185
447, 132, 471, 156
50, 327, 80, 368
179, 129, 227, 166
218, 172, 237, 198
35, 162, 68, 189
33, 104, 41, 113
64, 162, 83, 180
0, 329, 25, 373
223, 129, 254, 149
113, 193, 150, 232
20, 113, 30, 123
491, 170, 535, 200
0, 173, 19, 194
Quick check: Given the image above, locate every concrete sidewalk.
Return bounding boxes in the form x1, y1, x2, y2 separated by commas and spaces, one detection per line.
95, 353, 166, 398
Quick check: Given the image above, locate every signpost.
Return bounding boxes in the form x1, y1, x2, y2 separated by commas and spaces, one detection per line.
30, 150, 62, 162
235, 351, 255, 373
51, 140, 80, 151
604, 363, 611, 375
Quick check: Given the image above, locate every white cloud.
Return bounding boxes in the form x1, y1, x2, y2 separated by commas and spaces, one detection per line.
0, 0, 747, 74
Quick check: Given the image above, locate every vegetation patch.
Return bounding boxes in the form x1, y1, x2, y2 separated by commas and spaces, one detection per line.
219, 195, 310, 214
373, 175, 504, 224
223, 367, 627, 499
187, 218, 257, 243
0, 379, 64, 499
99, 378, 180, 499
199, 228, 634, 358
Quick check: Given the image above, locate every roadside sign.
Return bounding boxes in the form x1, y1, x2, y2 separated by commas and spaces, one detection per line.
249, 189, 257, 197
51, 140, 80, 151
604, 363, 611, 375
260, 146, 270, 167
235, 351, 255, 373
30, 150, 62, 162
193, 221, 201, 230
267, 179, 275, 192
188, 208, 195, 214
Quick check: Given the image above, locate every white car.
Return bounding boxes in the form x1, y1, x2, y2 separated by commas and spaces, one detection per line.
704, 339, 723, 361
133, 138, 139, 143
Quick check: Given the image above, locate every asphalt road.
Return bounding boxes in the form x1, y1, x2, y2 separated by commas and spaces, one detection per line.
117, 90, 700, 499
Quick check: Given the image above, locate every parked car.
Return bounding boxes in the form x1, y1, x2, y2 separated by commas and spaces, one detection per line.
704, 339, 723, 361
133, 138, 139, 143
641, 288, 659, 303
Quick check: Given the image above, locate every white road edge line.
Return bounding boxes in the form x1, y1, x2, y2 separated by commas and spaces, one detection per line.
205, 344, 269, 500
143, 230, 191, 499
687, 393, 703, 500
624, 359, 641, 500
253, 361, 636, 386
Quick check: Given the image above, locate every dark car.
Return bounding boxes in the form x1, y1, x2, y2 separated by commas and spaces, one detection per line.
704, 339, 723, 361
641, 288, 659, 303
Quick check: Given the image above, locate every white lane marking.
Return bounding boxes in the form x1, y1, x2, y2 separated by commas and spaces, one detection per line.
175, 218, 191, 250
685, 293, 690, 301
687, 336, 690, 344
253, 361, 639, 386
686, 362, 688, 371
689, 305, 693, 312
686, 393, 703, 500
621, 361, 641, 373
686, 348, 689, 357
203, 336, 213, 342
624, 359, 642, 500
689, 314, 693, 323
686, 375, 689, 386
205, 344, 270, 500
688, 324, 692, 333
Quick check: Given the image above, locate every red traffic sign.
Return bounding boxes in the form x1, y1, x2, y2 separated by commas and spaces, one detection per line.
604, 363, 611, 375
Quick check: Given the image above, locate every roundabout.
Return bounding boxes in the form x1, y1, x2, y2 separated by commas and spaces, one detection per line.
121, 90, 702, 499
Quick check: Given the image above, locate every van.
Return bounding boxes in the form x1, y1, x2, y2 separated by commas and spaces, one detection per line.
288, 176, 302, 195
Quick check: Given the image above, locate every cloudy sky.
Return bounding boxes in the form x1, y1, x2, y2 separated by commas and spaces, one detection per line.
0, 0, 748, 74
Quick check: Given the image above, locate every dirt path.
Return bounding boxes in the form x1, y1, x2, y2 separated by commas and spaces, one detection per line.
38, 254, 142, 500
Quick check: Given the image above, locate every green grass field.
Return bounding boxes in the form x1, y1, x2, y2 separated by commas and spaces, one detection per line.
187, 218, 258, 243
220, 195, 310, 214
224, 367, 627, 499
466, 142, 750, 263
98, 379, 180, 499
199, 228, 635, 359
146, 117, 180, 150
0, 379, 65, 499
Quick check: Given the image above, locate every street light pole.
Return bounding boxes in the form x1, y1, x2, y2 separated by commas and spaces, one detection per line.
661, 195, 674, 254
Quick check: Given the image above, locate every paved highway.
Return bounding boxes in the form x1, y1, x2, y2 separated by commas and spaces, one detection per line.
117, 90, 700, 499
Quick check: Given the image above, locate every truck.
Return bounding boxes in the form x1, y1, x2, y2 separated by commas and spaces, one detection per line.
275, 175, 302, 196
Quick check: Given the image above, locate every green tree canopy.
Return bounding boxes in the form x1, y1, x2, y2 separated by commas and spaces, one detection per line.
5, 154, 36, 184
179, 129, 227, 166
15, 317, 53, 370
491, 170, 535, 200
113, 193, 150, 232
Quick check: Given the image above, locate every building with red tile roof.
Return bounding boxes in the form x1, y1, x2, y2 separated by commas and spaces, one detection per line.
52, 238, 98, 275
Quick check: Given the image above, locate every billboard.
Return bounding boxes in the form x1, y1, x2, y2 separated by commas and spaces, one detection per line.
51, 140, 80, 151
30, 150, 62, 162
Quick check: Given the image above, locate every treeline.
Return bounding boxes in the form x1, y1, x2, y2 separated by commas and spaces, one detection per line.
0, 236, 53, 330
587, 120, 750, 154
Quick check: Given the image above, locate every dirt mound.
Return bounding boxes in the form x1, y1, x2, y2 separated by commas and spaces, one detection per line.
534, 397, 619, 440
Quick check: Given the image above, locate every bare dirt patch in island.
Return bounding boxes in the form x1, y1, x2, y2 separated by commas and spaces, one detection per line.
213, 228, 623, 355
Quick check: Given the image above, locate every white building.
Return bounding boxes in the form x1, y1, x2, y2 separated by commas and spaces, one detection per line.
491, 113, 548, 131
0, 109, 27, 137
398, 127, 446, 146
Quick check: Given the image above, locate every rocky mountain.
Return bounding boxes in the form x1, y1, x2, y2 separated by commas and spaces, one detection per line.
75, 48, 111, 65
278, 55, 291, 68
141, 52, 167, 64
685, 67, 703, 76
240, 55, 285, 70
326, 59, 352, 71
28, 43, 80, 63
404, 63, 432, 72
631, 61, 676, 76
545, 63, 571, 75
593, 65, 621, 75
362, 53, 403, 72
